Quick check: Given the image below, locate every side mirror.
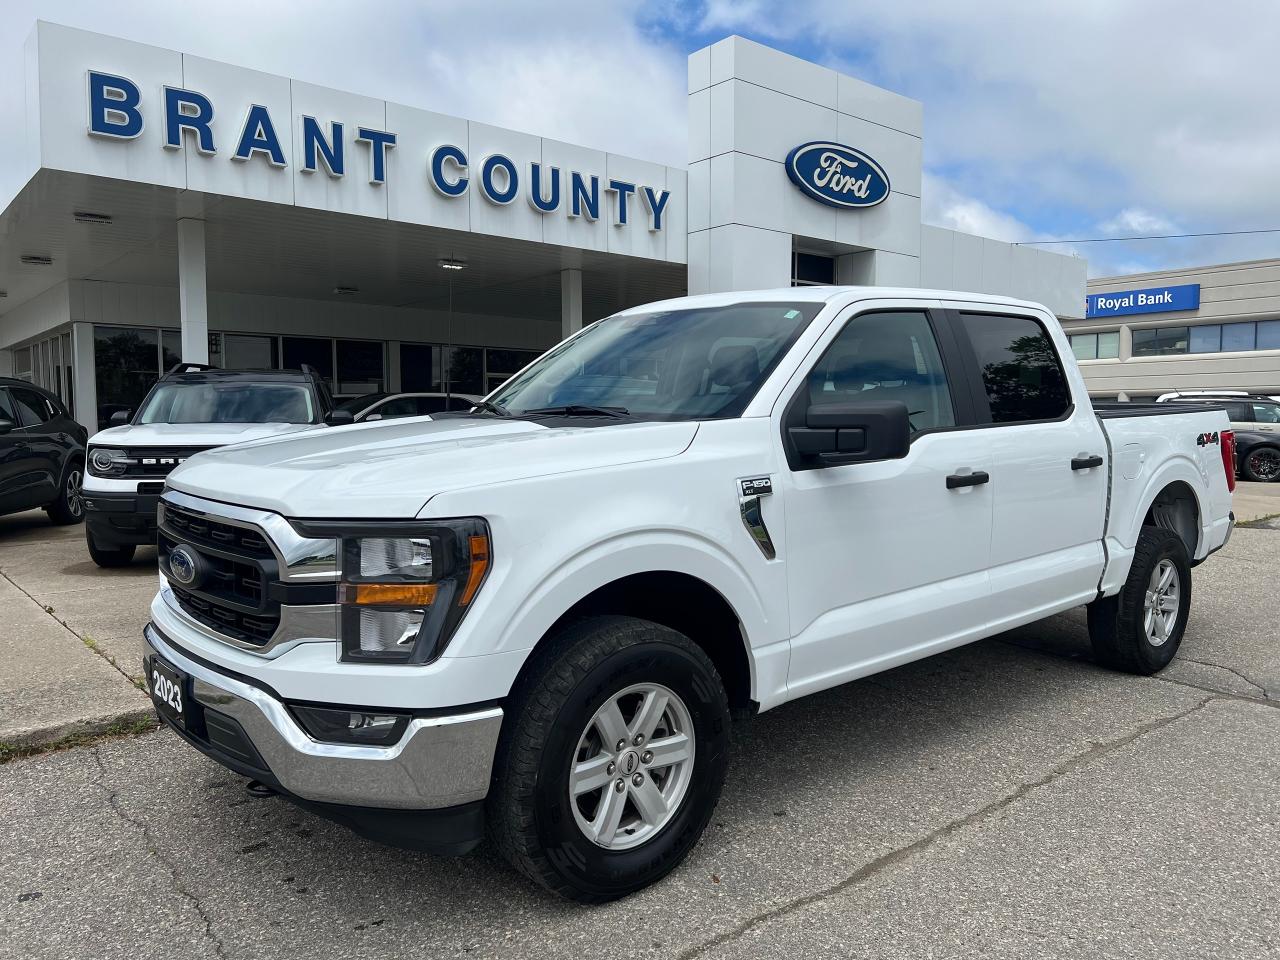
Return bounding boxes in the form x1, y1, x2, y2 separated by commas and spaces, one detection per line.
325, 409, 356, 426
788, 400, 911, 467
109, 409, 131, 426
0, 418, 14, 435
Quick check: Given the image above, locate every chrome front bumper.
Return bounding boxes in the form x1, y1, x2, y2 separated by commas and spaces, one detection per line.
145, 624, 503, 811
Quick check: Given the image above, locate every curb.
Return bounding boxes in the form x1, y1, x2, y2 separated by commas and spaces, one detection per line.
1, 707, 159, 762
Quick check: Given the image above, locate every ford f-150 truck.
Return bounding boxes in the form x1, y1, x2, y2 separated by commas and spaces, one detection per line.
143, 288, 1236, 902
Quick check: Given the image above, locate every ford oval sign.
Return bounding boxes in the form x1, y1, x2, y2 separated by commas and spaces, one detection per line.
785, 141, 891, 209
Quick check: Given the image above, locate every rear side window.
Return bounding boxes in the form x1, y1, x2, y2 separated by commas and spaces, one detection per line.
1222, 402, 1251, 421
0, 389, 17, 424
1254, 402, 1280, 424
959, 313, 1071, 423
10, 388, 53, 426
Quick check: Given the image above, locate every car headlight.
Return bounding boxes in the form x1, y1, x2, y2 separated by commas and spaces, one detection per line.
88, 447, 129, 477
298, 519, 491, 664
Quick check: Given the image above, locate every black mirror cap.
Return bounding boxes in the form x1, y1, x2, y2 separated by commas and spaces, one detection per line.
325, 409, 356, 426
0, 418, 14, 435
109, 409, 131, 426
788, 400, 911, 467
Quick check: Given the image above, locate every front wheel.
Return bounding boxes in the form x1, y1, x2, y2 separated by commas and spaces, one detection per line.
87, 532, 136, 568
1087, 525, 1191, 674
488, 615, 731, 902
1240, 446, 1280, 483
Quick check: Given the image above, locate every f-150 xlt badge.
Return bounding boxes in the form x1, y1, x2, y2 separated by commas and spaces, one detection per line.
738, 477, 776, 560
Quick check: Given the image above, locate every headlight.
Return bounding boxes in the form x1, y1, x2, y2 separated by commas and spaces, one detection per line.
298, 519, 491, 664
88, 447, 129, 477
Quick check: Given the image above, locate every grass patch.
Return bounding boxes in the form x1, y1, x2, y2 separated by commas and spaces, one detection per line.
0, 713, 159, 764
1237, 512, 1280, 529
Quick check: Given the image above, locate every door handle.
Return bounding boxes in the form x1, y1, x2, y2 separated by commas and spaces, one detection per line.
1071, 455, 1104, 470
946, 470, 990, 489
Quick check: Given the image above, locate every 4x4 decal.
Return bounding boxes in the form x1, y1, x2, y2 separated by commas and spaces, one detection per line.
1196, 431, 1220, 447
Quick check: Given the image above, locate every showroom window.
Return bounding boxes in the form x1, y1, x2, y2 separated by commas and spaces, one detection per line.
791, 252, 835, 286
336, 340, 385, 395
960, 313, 1071, 423
281, 336, 334, 383
94, 326, 161, 428
485, 348, 540, 393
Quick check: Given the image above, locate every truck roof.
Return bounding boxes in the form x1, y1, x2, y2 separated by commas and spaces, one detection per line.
618, 286, 1052, 315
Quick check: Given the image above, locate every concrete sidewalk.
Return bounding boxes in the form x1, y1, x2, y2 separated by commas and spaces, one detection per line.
1233, 480, 1280, 523
0, 510, 154, 754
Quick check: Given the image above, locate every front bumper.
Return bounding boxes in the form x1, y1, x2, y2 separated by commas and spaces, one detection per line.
84, 488, 161, 547
144, 623, 503, 854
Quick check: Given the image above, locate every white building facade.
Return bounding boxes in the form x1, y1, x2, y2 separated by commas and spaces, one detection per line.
0, 23, 1086, 430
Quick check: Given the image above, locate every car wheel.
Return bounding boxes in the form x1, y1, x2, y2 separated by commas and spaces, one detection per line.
1087, 525, 1191, 675
87, 532, 136, 568
1241, 446, 1280, 483
45, 461, 85, 526
488, 615, 731, 902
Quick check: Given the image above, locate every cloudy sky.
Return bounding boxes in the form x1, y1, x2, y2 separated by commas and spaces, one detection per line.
2, 0, 1278, 278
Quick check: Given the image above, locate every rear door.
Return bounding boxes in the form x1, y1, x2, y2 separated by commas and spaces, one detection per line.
946, 307, 1108, 623
10, 387, 63, 505
779, 302, 996, 698
1249, 400, 1280, 433
0, 387, 54, 510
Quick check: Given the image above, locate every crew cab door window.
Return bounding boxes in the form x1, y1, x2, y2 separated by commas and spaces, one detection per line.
958, 313, 1071, 423
808, 310, 956, 434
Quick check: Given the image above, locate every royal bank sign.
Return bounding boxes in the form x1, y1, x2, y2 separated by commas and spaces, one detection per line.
84, 71, 673, 232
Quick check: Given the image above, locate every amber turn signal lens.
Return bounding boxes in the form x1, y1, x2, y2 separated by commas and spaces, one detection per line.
339, 582, 438, 606
459, 535, 490, 606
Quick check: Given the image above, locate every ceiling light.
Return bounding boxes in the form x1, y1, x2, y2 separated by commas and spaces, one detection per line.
73, 211, 113, 225
333, 286, 359, 296
438, 258, 467, 271
20, 255, 53, 266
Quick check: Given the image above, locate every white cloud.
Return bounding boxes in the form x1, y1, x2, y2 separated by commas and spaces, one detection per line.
1097, 208, 1176, 237
922, 174, 1035, 243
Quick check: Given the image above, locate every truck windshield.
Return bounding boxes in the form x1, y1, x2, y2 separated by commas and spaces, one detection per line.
488, 301, 824, 421
136, 382, 316, 424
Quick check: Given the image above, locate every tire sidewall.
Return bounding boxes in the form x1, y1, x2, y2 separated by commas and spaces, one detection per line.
530, 639, 729, 898
1242, 447, 1280, 483
1126, 534, 1192, 672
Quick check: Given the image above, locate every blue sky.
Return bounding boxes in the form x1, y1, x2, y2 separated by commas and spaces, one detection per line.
3, 0, 1278, 278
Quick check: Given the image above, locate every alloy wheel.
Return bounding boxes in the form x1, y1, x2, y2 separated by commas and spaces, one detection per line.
1247, 449, 1280, 482
1143, 558, 1180, 647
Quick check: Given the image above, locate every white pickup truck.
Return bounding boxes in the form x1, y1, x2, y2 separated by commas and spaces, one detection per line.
143, 288, 1236, 901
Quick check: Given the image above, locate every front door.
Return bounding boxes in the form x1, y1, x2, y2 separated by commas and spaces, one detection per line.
779, 305, 996, 700
0, 388, 47, 513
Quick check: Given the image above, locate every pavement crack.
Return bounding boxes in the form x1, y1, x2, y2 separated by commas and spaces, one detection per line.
90, 746, 229, 959
1178, 658, 1272, 700
0, 568, 139, 687
675, 695, 1219, 960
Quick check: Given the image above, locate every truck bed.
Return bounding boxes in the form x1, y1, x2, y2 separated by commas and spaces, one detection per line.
1094, 401, 1223, 419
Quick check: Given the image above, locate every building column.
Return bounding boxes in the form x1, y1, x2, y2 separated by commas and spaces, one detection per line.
387, 340, 402, 392
177, 218, 209, 364
561, 268, 583, 341
1118, 324, 1133, 361
71, 322, 96, 430
0, 349, 12, 378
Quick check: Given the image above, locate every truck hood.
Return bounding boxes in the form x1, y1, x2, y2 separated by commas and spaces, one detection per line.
88, 422, 317, 448
166, 416, 699, 518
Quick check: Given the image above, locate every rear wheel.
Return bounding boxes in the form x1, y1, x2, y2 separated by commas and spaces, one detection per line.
87, 532, 136, 568
1087, 525, 1191, 674
488, 615, 731, 902
45, 462, 85, 525
1240, 446, 1280, 483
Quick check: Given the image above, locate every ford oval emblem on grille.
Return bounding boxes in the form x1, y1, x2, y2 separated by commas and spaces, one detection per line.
168, 545, 203, 588
785, 141, 891, 209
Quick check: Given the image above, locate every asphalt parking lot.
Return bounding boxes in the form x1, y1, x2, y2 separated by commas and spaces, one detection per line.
1, 487, 1278, 959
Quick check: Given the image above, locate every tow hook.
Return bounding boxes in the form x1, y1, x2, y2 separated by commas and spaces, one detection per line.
245, 779, 276, 798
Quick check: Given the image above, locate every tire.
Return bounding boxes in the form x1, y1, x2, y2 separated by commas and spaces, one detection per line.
45, 460, 85, 526
1240, 445, 1280, 483
87, 532, 136, 568
1087, 525, 1191, 675
487, 615, 731, 902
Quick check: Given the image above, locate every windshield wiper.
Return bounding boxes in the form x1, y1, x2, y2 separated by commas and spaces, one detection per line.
470, 399, 513, 417
522, 404, 631, 419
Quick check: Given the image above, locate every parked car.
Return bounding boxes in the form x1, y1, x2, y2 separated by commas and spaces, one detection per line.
1234, 430, 1280, 482
0, 378, 87, 526
83, 363, 341, 567
334, 391, 484, 422
143, 289, 1235, 901
1158, 391, 1280, 434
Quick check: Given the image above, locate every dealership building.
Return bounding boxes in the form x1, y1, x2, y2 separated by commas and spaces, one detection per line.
0, 22, 1085, 431
1062, 259, 1280, 401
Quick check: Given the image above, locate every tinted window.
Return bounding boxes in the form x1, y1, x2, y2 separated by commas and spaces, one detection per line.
137, 382, 315, 424
443, 346, 484, 396
808, 311, 955, 433
960, 313, 1071, 423
95, 326, 160, 429
1190, 325, 1221, 354
1254, 402, 1280, 424
399, 344, 435, 392
0, 389, 17, 424
1132, 327, 1188, 357
1222, 402, 1252, 421
373, 396, 428, 419
337, 340, 384, 394
1222, 323, 1256, 352
282, 337, 333, 382
11, 388, 53, 426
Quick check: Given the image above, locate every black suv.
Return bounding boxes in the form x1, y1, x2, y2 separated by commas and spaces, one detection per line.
0, 378, 88, 528
83, 364, 342, 566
